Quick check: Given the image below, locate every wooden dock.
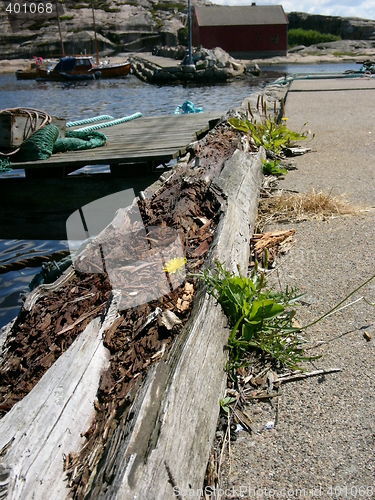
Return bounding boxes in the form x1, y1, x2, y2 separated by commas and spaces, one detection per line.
131, 53, 181, 69
9, 112, 222, 177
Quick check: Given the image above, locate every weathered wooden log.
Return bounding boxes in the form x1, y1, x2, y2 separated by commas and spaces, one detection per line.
87, 148, 263, 499
0, 305, 116, 500
0, 148, 262, 500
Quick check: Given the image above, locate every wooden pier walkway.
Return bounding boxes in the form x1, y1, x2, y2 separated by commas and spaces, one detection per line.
131, 53, 180, 69
10, 112, 222, 177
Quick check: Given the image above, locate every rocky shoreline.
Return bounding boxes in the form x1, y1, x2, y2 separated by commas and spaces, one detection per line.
251, 39, 375, 65
1, 40, 375, 77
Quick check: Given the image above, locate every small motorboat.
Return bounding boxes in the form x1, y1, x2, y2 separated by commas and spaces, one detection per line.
15, 57, 44, 80
36, 56, 97, 81
36, 56, 129, 81
94, 61, 131, 78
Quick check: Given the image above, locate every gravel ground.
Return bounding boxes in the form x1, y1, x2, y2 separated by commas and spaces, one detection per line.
219, 79, 375, 499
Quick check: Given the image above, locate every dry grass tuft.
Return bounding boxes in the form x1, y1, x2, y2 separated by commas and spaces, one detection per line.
257, 188, 361, 231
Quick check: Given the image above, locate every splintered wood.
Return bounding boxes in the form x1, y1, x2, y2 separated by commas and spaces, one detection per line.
0, 273, 111, 418
251, 228, 296, 266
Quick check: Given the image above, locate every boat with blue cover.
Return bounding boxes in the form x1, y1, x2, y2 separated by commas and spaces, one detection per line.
36, 56, 130, 81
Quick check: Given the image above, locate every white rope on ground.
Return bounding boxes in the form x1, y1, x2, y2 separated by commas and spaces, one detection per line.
66, 115, 114, 127
75, 112, 143, 132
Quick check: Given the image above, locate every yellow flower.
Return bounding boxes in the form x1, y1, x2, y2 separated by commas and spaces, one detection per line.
281, 117, 288, 121
163, 257, 187, 274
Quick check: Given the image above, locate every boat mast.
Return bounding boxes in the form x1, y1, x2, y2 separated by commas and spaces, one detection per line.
55, 0, 65, 56
91, 0, 100, 65
187, 0, 192, 65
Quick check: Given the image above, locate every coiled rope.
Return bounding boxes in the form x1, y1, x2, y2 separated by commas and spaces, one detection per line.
0, 250, 70, 274
66, 115, 114, 128
75, 112, 143, 133
53, 129, 107, 154
0, 108, 52, 156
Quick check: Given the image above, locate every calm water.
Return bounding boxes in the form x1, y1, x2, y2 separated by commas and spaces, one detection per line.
259, 61, 360, 75
0, 72, 275, 122
0, 62, 359, 328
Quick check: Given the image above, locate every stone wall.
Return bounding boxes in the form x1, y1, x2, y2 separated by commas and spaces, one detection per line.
130, 47, 246, 83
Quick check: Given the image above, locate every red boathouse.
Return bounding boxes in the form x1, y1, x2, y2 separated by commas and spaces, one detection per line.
192, 4, 289, 58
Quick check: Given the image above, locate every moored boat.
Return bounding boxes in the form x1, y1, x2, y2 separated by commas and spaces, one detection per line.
16, 65, 38, 80
36, 56, 130, 81
15, 57, 44, 80
94, 61, 131, 78
36, 56, 99, 81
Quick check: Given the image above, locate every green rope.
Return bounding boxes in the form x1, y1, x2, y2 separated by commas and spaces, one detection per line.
14, 124, 59, 161
0, 158, 12, 173
66, 115, 114, 128
6, 112, 142, 162
53, 129, 107, 153
76, 112, 142, 133
12, 124, 107, 160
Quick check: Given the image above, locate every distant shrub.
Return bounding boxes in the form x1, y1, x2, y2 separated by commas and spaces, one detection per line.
178, 26, 188, 46
152, 2, 185, 12
288, 28, 341, 47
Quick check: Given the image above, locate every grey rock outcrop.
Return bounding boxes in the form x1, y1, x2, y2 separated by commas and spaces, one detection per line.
0, 0, 206, 60
286, 39, 375, 57
288, 12, 375, 40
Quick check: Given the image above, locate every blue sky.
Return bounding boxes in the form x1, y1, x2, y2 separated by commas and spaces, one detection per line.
208, 0, 375, 21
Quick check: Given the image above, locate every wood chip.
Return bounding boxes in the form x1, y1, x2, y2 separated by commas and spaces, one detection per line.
233, 408, 254, 433
191, 239, 210, 258
158, 310, 182, 331
364, 331, 372, 341
252, 229, 296, 259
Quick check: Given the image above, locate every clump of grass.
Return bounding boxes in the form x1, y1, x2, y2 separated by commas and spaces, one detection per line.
257, 188, 361, 230
228, 97, 310, 158
196, 262, 319, 380
197, 260, 375, 381
261, 158, 287, 177
228, 114, 307, 156
288, 28, 341, 48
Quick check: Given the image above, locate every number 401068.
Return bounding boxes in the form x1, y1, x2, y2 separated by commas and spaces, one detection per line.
5, 3, 53, 14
